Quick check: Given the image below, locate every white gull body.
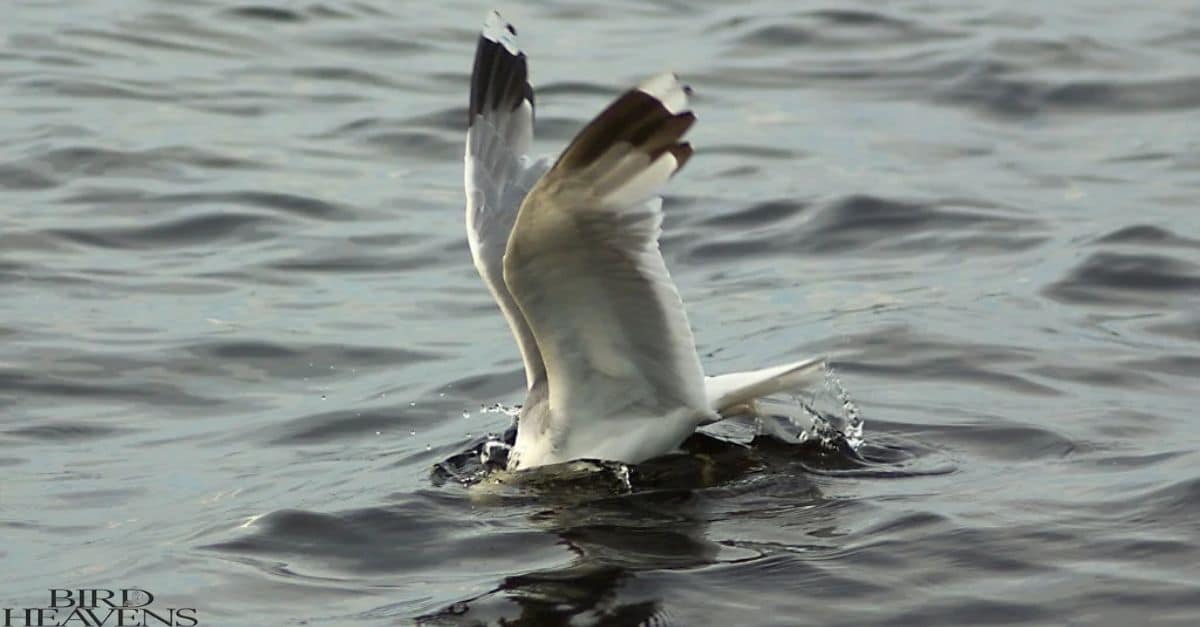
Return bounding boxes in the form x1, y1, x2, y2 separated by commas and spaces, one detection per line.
464, 13, 825, 471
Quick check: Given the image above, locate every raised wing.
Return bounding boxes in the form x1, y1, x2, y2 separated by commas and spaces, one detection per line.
503, 73, 714, 445
465, 12, 548, 389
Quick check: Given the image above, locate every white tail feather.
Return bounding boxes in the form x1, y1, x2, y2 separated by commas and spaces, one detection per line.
703, 356, 827, 418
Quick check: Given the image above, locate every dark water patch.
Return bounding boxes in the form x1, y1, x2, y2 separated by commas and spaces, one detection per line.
222, 5, 306, 23
1121, 355, 1200, 379
0, 163, 58, 190
785, 435, 955, 478
395, 107, 467, 133
802, 195, 1030, 253
1043, 252, 1200, 307
416, 564, 671, 627
1086, 409, 1172, 441
347, 232, 424, 247
124, 279, 240, 295
60, 189, 353, 221
700, 199, 807, 228
49, 212, 274, 250
1094, 224, 1200, 249
689, 195, 1037, 260
1145, 313, 1200, 343
311, 32, 429, 55
1079, 449, 1192, 471
920, 422, 1075, 461
220, 4, 362, 22
4, 422, 132, 442
1043, 76, 1200, 113
205, 499, 563, 575
1091, 476, 1200, 528
211, 191, 351, 220
726, 9, 955, 51
710, 165, 761, 179
291, 66, 397, 88
317, 116, 389, 136
940, 70, 1200, 117
901, 525, 1054, 576
187, 341, 438, 381
50, 487, 148, 509
1031, 364, 1162, 390
832, 325, 1035, 365
5, 145, 262, 184
891, 598, 1049, 626
827, 325, 1059, 396
361, 130, 460, 160
265, 407, 416, 445
62, 28, 241, 59
7, 32, 132, 63
0, 258, 34, 281
443, 369, 527, 401
1104, 150, 1179, 164
0, 368, 223, 408
841, 357, 1059, 396
266, 251, 443, 274
808, 9, 912, 27
703, 144, 801, 159
17, 76, 168, 102
988, 35, 1142, 74
321, 117, 462, 159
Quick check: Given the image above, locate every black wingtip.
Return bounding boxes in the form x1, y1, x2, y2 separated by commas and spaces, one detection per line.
468, 13, 533, 126
556, 90, 696, 172
669, 142, 693, 173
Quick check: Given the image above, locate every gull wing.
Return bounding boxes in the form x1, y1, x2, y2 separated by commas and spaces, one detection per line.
465, 12, 548, 388
503, 73, 714, 458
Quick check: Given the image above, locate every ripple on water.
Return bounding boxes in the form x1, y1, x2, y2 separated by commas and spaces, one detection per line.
1044, 251, 1200, 307
686, 194, 1044, 262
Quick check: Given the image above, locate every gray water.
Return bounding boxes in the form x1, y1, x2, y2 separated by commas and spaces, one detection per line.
3, 1, 1199, 625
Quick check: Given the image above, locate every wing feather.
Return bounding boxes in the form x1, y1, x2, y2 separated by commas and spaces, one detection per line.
465, 12, 547, 389
503, 74, 715, 465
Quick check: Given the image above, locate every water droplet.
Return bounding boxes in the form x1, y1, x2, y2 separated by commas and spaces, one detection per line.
462, 410, 471, 419
425, 443, 431, 451
824, 364, 864, 450
409, 430, 416, 437
615, 463, 632, 492
320, 394, 327, 400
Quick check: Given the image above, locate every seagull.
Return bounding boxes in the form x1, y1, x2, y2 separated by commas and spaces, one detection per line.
464, 12, 825, 471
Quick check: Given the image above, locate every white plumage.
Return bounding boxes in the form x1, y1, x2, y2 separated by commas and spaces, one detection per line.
464, 12, 825, 470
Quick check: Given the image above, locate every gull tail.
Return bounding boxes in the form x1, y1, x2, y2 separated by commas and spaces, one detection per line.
704, 356, 827, 418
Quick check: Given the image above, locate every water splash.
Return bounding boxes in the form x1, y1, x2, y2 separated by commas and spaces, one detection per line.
614, 462, 632, 493
824, 364, 864, 451
437, 364, 867, 487
754, 361, 865, 453
480, 402, 521, 417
